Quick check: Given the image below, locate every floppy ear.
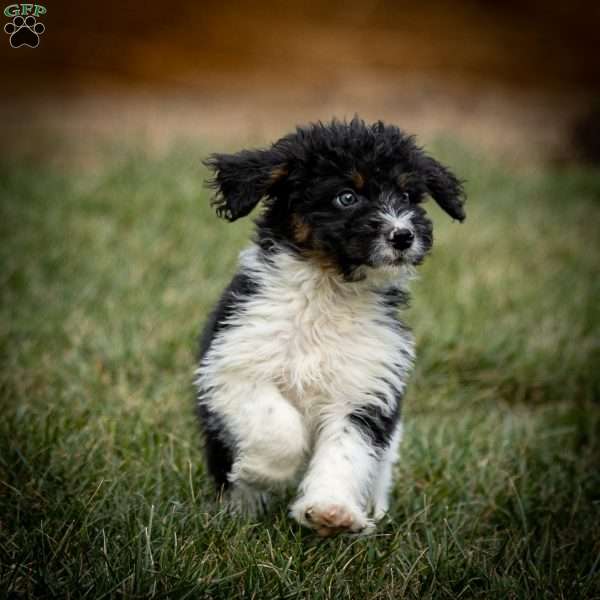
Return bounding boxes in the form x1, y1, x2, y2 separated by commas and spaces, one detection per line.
419, 154, 466, 222
204, 149, 288, 222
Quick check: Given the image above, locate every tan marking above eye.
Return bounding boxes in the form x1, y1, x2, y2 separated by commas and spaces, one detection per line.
351, 169, 365, 190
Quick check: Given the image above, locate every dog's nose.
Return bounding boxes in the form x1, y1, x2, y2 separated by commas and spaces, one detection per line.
389, 228, 414, 250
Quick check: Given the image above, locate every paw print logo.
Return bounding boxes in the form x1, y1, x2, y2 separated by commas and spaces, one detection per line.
4, 15, 44, 48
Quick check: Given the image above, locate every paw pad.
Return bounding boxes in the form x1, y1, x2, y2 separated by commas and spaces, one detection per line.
4, 15, 45, 48
304, 504, 365, 537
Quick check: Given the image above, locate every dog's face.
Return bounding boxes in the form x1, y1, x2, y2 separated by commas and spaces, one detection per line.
205, 119, 465, 279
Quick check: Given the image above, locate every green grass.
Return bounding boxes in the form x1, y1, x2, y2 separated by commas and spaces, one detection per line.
0, 141, 599, 599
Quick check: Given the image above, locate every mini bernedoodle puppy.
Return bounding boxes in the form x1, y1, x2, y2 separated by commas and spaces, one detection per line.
195, 117, 465, 537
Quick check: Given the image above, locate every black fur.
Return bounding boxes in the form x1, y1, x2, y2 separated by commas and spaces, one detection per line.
349, 388, 403, 449
198, 272, 259, 361
196, 272, 259, 488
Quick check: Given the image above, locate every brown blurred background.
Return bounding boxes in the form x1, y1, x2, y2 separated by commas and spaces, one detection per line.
2, 0, 600, 163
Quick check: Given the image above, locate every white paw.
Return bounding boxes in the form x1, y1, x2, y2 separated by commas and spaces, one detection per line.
372, 506, 389, 522
371, 498, 390, 522
290, 497, 373, 537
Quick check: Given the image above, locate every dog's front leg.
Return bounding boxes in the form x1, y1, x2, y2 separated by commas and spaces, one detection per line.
289, 415, 379, 536
199, 381, 309, 516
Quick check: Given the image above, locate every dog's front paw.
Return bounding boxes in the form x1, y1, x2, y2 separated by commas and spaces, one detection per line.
290, 497, 373, 537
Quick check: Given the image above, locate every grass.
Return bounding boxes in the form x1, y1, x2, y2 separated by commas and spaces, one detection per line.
0, 139, 599, 599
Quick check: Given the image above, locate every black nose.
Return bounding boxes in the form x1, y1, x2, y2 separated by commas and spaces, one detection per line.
389, 228, 414, 250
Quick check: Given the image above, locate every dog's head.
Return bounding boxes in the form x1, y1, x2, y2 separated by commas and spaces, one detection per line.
205, 118, 465, 279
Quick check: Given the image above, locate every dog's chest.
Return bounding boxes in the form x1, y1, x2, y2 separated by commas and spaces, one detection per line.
267, 280, 377, 379
221, 252, 412, 406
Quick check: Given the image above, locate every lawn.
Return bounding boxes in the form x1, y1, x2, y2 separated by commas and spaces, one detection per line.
0, 139, 599, 599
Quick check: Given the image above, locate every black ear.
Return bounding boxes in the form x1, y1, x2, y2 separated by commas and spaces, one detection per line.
418, 154, 466, 222
204, 149, 288, 222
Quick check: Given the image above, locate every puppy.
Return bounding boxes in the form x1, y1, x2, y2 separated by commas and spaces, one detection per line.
195, 118, 465, 536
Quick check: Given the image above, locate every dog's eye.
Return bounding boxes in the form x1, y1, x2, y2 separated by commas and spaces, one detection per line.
334, 191, 359, 208
401, 192, 410, 202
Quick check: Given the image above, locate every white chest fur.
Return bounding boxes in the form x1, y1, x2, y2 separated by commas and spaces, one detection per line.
199, 246, 415, 417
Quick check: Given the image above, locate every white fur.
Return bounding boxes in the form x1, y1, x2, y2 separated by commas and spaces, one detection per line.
195, 244, 414, 532
372, 207, 424, 265
380, 206, 415, 234
370, 423, 403, 519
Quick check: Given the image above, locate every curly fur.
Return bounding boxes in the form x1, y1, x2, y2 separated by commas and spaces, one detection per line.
195, 117, 465, 536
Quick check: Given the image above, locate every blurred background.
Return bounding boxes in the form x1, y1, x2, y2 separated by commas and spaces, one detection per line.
2, 0, 600, 164
2, 3, 600, 595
